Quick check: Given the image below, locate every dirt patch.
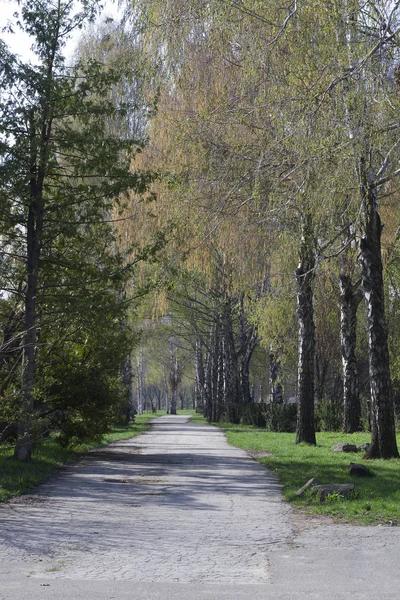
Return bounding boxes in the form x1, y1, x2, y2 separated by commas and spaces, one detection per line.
290, 509, 336, 534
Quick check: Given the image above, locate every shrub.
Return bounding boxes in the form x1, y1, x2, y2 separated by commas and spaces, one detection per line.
262, 403, 297, 432
220, 402, 297, 432
239, 404, 267, 427
220, 403, 242, 424
315, 397, 343, 432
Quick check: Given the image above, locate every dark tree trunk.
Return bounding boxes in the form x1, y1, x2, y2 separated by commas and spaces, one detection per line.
359, 161, 399, 458
163, 374, 169, 413
240, 345, 255, 404
122, 355, 134, 423
221, 299, 240, 404
339, 272, 362, 433
136, 347, 144, 415
204, 341, 213, 422
169, 337, 181, 416
296, 213, 316, 445
205, 323, 219, 422
194, 338, 205, 412
206, 320, 222, 422
238, 295, 257, 404
20, 109, 44, 442
269, 349, 283, 404
214, 339, 224, 422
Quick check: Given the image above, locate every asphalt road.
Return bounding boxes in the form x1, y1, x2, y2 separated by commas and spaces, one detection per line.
0, 415, 399, 599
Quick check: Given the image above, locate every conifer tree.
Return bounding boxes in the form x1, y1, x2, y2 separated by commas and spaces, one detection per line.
0, 0, 155, 451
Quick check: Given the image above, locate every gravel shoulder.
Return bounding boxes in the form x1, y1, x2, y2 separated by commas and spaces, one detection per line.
0, 415, 399, 599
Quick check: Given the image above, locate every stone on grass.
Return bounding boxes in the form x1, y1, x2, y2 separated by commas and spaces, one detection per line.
296, 478, 322, 497
348, 462, 372, 477
358, 442, 371, 452
311, 483, 355, 502
331, 443, 358, 453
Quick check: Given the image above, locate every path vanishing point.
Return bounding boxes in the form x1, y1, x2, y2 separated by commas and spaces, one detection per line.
0, 415, 399, 600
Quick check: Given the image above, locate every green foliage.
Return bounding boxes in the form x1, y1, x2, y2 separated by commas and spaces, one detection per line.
220, 402, 297, 432
263, 403, 297, 433
315, 398, 343, 432
253, 292, 296, 358
0, 1, 160, 445
49, 371, 125, 448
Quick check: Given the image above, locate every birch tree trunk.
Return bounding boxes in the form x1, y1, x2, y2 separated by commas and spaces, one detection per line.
239, 295, 257, 404
204, 347, 213, 422
214, 342, 223, 422
169, 336, 179, 415
163, 374, 169, 413
136, 347, 144, 415
221, 299, 240, 404
339, 272, 362, 433
359, 160, 399, 458
194, 338, 205, 412
122, 355, 134, 423
205, 318, 223, 422
295, 213, 316, 445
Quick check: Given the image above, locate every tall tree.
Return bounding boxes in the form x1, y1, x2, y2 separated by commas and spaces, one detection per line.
339, 255, 362, 433
295, 212, 317, 445
0, 0, 154, 450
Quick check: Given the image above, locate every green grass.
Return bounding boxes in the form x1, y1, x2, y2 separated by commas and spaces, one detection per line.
0, 412, 162, 502
184, 410, 206, 424
218, 423, 400, 525
5, 410, 396, 526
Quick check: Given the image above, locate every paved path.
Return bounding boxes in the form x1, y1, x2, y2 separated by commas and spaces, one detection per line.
0, 415, 400, 599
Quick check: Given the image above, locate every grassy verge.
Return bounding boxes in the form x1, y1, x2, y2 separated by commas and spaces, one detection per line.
0, 412, 162, 502
181, 410, 205, 424
218, 423, 400, 525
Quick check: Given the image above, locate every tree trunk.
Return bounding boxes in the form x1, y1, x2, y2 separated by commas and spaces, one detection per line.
194, 338, 205, 412
296, 213, 316, 445
214, 339, 223, 422
205, 318, 223, 422
269, 348, 283, 404
240, 345, 255, 404
204, 347, 213, 422
163, 374, 169, 412
359, 161, 399, 458
169, 337, 179, 416
239, 295, 257, 404
194, 338, 206, 414
339, 272, 362, 433
221, 299, 240, 404
136, 347, 144, 415
20, 109, 44, 443
122, 355, 134, 423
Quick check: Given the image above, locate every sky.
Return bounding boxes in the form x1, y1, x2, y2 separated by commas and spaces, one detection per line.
0, 0, 122, 62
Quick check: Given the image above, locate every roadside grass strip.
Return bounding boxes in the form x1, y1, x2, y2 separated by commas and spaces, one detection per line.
217, 423, 400, 526
0, 412, 162, 502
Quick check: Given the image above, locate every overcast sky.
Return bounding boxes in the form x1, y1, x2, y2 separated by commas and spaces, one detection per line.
0, 0, 122, 62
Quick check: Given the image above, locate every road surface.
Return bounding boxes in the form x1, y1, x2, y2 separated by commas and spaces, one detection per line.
0, 415, 399, 599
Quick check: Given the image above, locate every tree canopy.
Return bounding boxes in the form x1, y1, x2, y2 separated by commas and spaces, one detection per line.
2, 0, 400, 459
